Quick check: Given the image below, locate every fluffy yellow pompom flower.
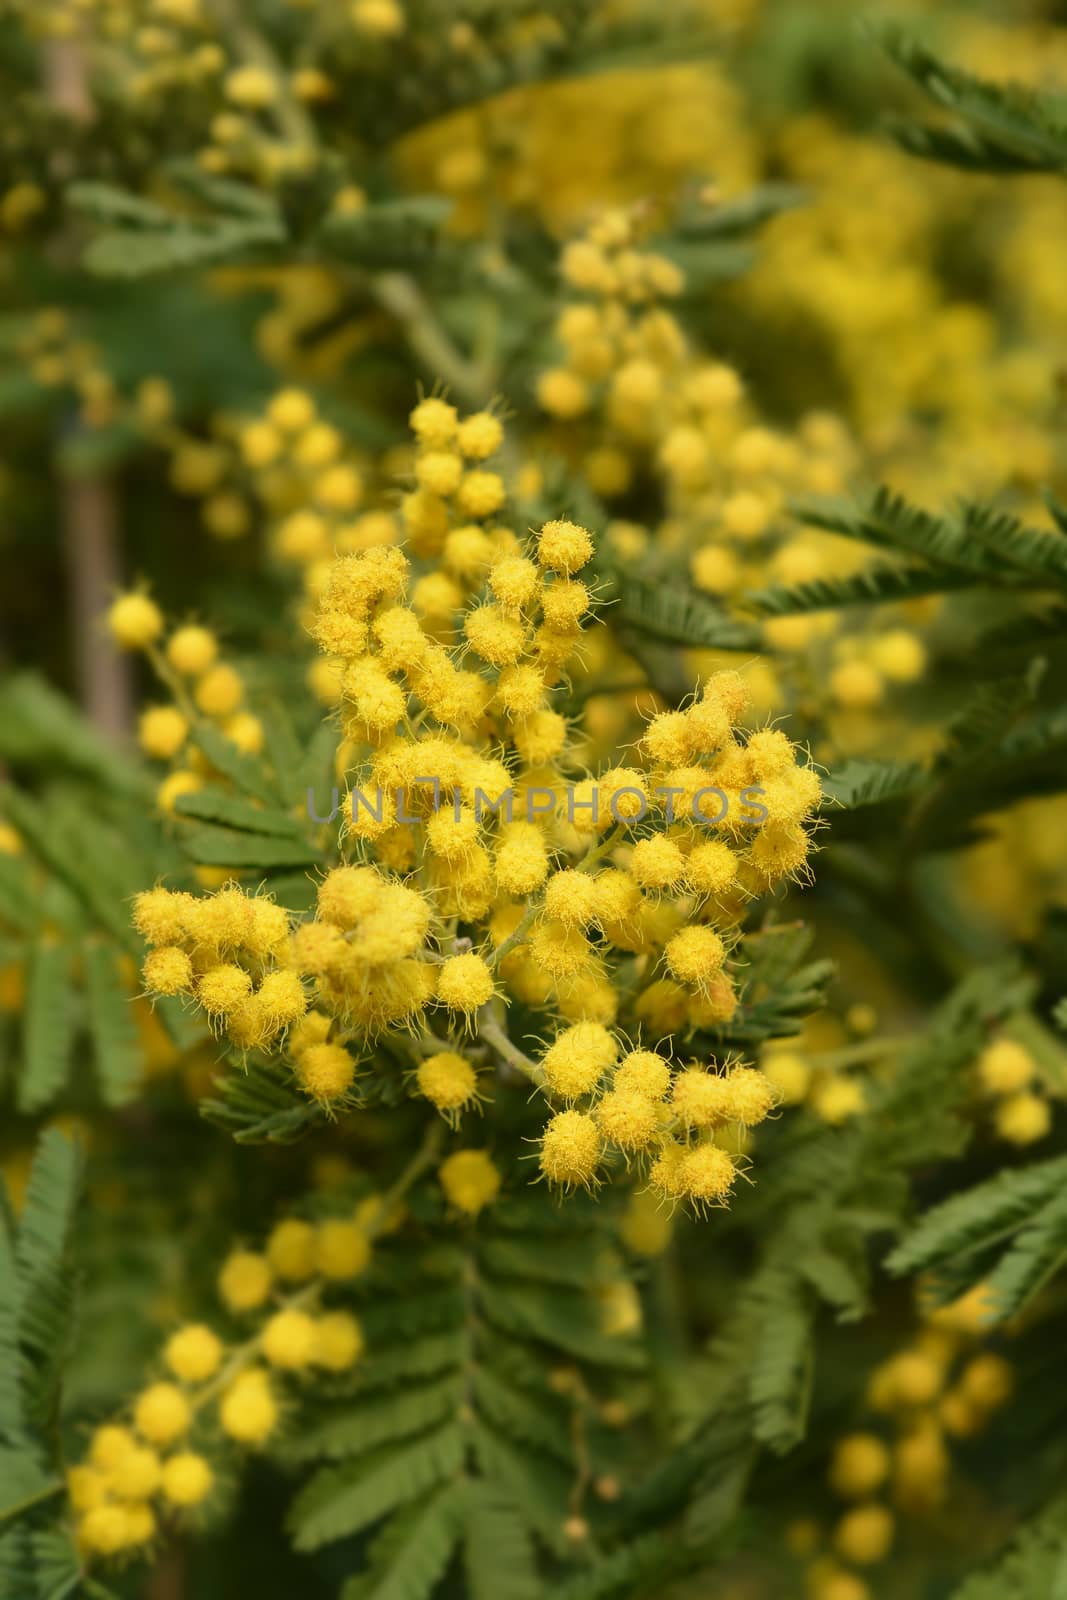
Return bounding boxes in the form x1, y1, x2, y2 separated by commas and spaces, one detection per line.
108, 591, 164, 650
456, 470, 505, 520
134, 1382, 191, 1446
224, 66, 277, 108
528, 919, 593, 981
198, 964, 253, 1017
830, 1434, 891, 1499
315, 1218, 371, 1279
671, 1068, 732, 1129
266, 1219, 317, 1282
494, 823, 550, 895
613, 1050, 671, 1100
995, 1090, 1051, 1145
541, 1022, 618, 1099
830, 660, 884, 710
410, 397, 457, 448
108, 1444, 161, 1501
762, 1051, 811, 1105
718, 1067, 778, 1126
164, 1323, 223, 1383
543, 870, 600, 930
256, 969, 308, 1028
686, 840, 738, 896
268, 388, 316, 432
157, 769, 203, 817
161, 1451, 214, 1508
132, 887, 191, 946
437, 952, 494, 1013
218, 1249, 273, 1312
537, 368, 590, 419
167, 623, 220, 676
262, 1308, 318, 1370
351, 0, 405, 38
79, 1503, 143, 1555
678, 1143, 737, 1206
219, 1368, 278, 1446
536, 519, 594, 575
664, 927, 726, 990
595, 1089, 659, 1151
142, 946, 194, 997
90, 1424, 136, 1471
438, 1149, 501, 1215
631, 836, 686, 892
316, 865, 381, 928
812, 1076, 866, 1125
834, 1503, 895, 1566
67, 1465, 106, 1514
870, 629, 926, 684
313, 1311, 365, 1372
415, 450, 463, 497
649, 1143, 688, 1201
464, 604, 527, 667
195, 664, 244, 718
139, 705, 189, 760
417, 1051, 478, 1115
539, 1110, 602, 1188
959, 1352, 1014, 1409
870, 1349, 942, 1410
458, 411, 504, 460
541, 578, 590, 631
976, 1038, 1035, 1096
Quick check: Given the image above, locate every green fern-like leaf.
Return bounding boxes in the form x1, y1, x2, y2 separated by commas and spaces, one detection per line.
318, 197, 455, 269
947, 1493, 1067, 1598
606, 570, 764, 650
288, 1425, 465, 1552
85, 216, 285, 278
18, 945, 75, 1115
820, 758, 925, 812
83, 939, 141, 1109
341, 1480, 466, 1600
283, 1377, 464, 1464
462, 1485, 541, 1600
886, 1155, 1067, 1283
750, 563, 974, 616
882, 27, 1067, 175
747, 1275, 815, 1453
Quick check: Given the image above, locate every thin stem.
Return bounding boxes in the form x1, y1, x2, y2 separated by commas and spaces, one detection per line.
487, 901, 538, 971
144, 643, 198, 725
477, 1001, 544, 1088
370, 272, 486, 408
575, 822, 623, 874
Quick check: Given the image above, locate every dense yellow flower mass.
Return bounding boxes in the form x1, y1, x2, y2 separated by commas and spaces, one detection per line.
5, 5, 1067, 1597
121, 398, 821, 1219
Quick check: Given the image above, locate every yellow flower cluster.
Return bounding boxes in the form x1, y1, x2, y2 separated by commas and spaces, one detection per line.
761, 1044, 867, 1127
536, 207, 933, 753
106, 592, 260, 777
975, 1036, 1052, 1148
133, 883, 307, 1052
793, 1283, 1014, 1600
535, 1032, 779, 1208
126, 403, 824, 1214
134, 383, 379, 557
68, 1202, 373, 1560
